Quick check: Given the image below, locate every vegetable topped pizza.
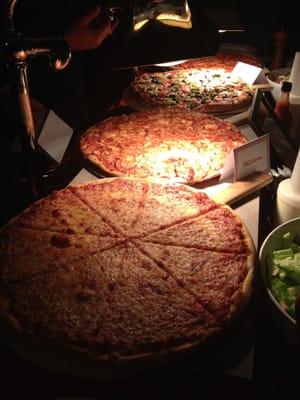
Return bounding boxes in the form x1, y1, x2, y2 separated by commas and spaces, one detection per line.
128, 50, 261, 114
132, 68, 253, 113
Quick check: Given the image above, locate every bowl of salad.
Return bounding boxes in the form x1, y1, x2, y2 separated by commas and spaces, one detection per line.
259, 217, 300, 346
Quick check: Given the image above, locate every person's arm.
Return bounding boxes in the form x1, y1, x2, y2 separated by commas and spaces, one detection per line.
64, 5, 118, 51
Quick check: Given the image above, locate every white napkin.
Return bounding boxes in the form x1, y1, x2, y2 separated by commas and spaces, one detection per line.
290, 52, 300, 96
38, 110, 73, 163
290, 148, 300, 194
231, 61, 266, 84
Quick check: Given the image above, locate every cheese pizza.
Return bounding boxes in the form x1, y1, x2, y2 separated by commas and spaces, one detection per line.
80, 109, 247, 184
0, 178, 254, 376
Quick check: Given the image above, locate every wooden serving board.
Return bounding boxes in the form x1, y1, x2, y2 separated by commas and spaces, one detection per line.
210, 171, 273, 206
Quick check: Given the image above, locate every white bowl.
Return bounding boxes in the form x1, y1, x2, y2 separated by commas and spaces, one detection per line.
259, 217, 300, 347
266, 67, 291, 101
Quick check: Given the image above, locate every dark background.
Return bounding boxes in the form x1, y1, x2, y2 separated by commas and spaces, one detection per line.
2, 0, 299, 130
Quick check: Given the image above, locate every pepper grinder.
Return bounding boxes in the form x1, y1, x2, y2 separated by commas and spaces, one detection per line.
270, 28, 288, 70
274, 149, 300, 226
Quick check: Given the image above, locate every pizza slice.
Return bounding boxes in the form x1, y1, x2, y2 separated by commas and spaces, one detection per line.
14, 187, 121, 238
135, 241, 253, 324
3, 242, 220, 359
140, 206, 253, 254
71, 178, 217, 238
131, 181, 218, 237
70, 178, 147, 237
0, 225, 122, 283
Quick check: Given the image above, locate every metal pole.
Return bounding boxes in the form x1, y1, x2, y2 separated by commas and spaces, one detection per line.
1, 0, 71, 200
10, 59, 39, 198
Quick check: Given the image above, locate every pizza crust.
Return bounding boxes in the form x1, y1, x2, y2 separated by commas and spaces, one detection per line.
0, 178, 255, 378
0, 308, 225, 380
224, 208, 255, 321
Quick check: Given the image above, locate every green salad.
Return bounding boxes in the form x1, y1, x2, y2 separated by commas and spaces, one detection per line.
268, 232, 300, 319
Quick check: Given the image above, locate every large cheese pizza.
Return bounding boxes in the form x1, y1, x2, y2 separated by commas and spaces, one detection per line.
0, 178, 254, 377
80, 109, 247, 184
129, 51, 260, 114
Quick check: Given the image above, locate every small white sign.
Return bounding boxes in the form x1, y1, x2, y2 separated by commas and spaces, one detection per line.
220, 134, 270, 182
219, 149, 235, 181
38, 110, 73, 163
234, 134, 270, 181
231, 62, 267, 85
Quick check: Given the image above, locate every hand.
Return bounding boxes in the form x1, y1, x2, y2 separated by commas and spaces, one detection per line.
64, 5, 118, 51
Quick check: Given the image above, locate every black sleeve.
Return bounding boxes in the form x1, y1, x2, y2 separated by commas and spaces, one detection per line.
13, 0, 99, 37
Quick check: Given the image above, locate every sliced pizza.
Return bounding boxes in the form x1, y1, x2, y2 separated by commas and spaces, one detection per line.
0, 225, 122, 283
71, 178, 217, 238
135, 241, 253, 324
4, 242, 220, 359
139, 206, 252, 254
0, 177, 255, 374
14, 187, 121, 238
